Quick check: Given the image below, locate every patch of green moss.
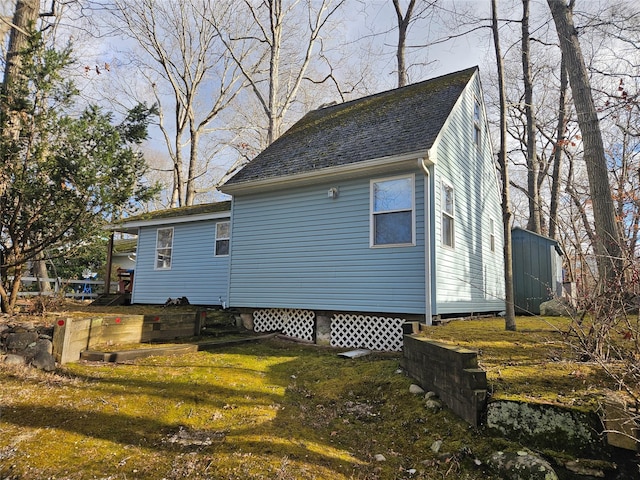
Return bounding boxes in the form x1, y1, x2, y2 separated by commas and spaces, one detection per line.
4, 314, 632, 479
1, 339, 511, 479
421, 316, 622, 408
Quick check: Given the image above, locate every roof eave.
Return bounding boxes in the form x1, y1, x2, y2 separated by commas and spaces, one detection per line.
220, 150, 434, 195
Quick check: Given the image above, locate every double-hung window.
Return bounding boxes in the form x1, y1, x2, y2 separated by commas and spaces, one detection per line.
155, 227, 174, 269
214, 221, 230, 256
371, 175, 415, 246
473, 98, 481, 147
442, 182, 455, 248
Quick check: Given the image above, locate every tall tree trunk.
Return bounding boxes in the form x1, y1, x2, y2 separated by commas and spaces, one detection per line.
34, 251, 52, 293
0, 248, 24, 314
522, 0, 541, 233
171, 118, 185, 207
393, 0, 416, 88
492, 0, 516, 331
549, 53, 568, 240
2, 0, 39, 90
185, 125, 199, 206
1, 0, 40, 199
267, 0, 282, 145
547, 0, 623, 283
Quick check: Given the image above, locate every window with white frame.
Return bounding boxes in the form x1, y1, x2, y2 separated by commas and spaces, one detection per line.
215, 221, 230, 256
371, 175, 415, 246
473, 98, 481, 147
155, 227, 174, 269
490, 218, 496, 253
442, 182, 455, 248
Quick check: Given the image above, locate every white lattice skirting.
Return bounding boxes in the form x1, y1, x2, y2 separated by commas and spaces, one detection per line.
253, 308, 315, 342
331, 314, 404, 352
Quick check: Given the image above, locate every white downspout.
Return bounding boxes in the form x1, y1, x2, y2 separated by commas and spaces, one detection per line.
419, 157, 433, 326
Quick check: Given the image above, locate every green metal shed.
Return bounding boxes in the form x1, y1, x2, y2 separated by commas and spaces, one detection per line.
511, 227, 564, 315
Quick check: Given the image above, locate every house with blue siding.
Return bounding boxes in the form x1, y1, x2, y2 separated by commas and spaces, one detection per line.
108, 202, 231, 306
220, 67, 505, 350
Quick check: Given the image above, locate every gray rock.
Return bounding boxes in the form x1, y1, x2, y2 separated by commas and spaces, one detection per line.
4, 353, 26, 366
31, 350, 56, 371
24, 339, 53, 360
425, 399, 442, 410
430, 440, 443, 453
374, 454, 386, 462
487, 451, 558, 480
409, 384, 425, 394
486, 400, 602, 455
564, 460, 606, 478
424, 391, 438, 399
539, 298, 575, 317
6, 331, 38, 351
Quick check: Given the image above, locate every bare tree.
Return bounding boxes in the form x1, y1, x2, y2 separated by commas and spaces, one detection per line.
548, 52, 568, 240
521, 0, 542, 233
547, 0, 623, 283
109, 0, 245, 206
210, 0, 346, 146
391, 0, 441, 88
393, 0, 416, 88
491, 0, 516, 330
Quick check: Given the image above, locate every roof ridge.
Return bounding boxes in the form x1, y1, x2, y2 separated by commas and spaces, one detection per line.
275, 66, 477, 145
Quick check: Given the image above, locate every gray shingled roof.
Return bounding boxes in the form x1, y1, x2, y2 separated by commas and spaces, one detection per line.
110, 201, 231, 228
224, 67, 477, 186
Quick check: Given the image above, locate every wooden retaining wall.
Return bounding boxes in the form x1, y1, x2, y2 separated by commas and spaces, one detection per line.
401, 335, 487, 426
52, 311, 207, 364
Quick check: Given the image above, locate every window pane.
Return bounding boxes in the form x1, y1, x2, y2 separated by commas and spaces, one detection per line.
156, 249, 172, 269
157, 228, 173, 249
442, 215, 454, 247
374, 178, 412, 212
216, 222, 229, 238
375, 211, 412, 245
443, 184, 454, 215
216, 239, 230, 256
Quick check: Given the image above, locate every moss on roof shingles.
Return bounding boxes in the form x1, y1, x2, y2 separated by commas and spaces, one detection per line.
224, 67, 477, 186
114, 201, 231, 225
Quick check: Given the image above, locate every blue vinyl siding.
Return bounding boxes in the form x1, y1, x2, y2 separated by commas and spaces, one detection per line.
229, 174, 426, 314
432, 75, 505, 315
131, 219, 230, 305
226, 71, 504, 318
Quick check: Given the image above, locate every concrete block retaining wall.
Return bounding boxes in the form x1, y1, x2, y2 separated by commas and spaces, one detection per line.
401, 334, 487, 426
52, 311, 207, 364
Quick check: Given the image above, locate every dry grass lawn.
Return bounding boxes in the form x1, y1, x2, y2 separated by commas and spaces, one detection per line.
0, 308, 632, 479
